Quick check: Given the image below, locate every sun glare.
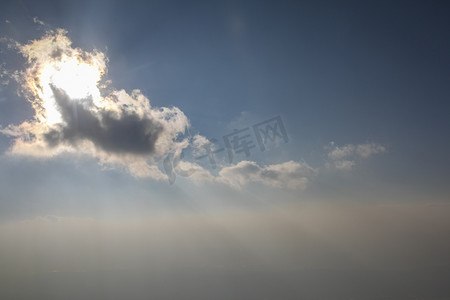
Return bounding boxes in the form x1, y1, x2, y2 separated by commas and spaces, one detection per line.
37, 58, 102, 124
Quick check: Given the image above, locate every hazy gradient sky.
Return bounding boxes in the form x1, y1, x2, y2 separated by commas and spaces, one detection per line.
0, 1, 449, 299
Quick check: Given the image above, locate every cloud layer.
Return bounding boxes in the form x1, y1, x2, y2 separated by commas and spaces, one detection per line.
327, 142, 386, 170
217, 160, 317, 189
0, 29, 386, 190
1, 29, 190, 180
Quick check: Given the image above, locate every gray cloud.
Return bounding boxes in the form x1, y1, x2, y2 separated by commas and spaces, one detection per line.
45, 86, 163, 155
0, 29, 387, 188
0, 30, 190, 180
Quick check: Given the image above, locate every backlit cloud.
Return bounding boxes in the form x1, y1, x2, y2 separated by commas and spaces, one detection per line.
0, 29, 383, 189
0, 29, 189, 180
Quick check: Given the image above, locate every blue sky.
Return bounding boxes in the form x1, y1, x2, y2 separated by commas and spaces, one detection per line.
0, 1, 450, 299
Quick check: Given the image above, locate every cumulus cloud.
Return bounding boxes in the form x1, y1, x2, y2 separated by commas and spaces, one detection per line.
45, 86, 163, 154
216, 160, 317, 189
0, 29, 189, 179
355, 143, 386, 158
327, 142, 386, 170
161, 157, 317, 190
0, 28, 384, 190
1, 29, 313, 189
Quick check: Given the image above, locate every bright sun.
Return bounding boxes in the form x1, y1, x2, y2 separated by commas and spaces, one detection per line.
37, 58, 102, 124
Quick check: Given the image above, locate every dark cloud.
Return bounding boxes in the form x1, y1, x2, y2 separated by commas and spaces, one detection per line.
50, 47, 63, 59
45, 86, 163, 155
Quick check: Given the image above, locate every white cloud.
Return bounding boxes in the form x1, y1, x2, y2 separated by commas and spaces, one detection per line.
191, 134, 213, 157
356, 143, 386, 158
333, 159, 355, 171
32, 16, 45, 26
0, 29, 189, 180
0, 29, 315, 190
328, 144, 355, 161
0, 29, 386, 191
0, 63, 11, 86
327, 142, 386, 170
216, 160, 317, 190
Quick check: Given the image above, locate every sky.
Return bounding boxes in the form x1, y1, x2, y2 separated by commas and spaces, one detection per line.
0, 0, 449, 299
